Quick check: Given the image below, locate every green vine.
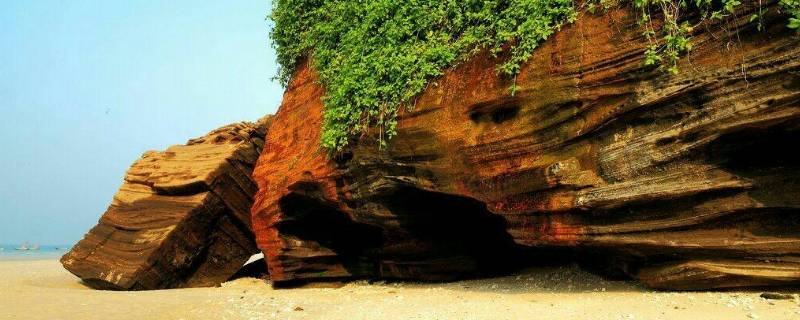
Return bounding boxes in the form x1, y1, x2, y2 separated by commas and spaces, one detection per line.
608, 0, 800, 74
269, 0, 799, 151
636, 0, 744, 75
270, 0, 576, 151
782, 0, 800, 29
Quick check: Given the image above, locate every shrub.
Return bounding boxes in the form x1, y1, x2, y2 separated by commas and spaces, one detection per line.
269, 0, 799, 151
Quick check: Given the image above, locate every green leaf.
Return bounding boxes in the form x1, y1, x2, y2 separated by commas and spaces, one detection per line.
789, 18, 800, 29
269, 0, 800, 151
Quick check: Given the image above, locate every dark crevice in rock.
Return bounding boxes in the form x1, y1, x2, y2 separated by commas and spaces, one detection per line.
491, 105, 521, 124
277, 192, 385, 259
152, 180, 210, 196
708, 125, 800, 177
377, 187, 525, 275
469, 97, 523, 125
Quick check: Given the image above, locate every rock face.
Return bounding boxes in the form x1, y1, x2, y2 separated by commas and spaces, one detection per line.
252, 2, 800, 290
62, 117, 272, 290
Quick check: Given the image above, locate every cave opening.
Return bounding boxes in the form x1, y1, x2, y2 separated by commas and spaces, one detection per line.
707, 123, 800, 206
272, 182, 386, 284
377, 186, 572, 279
277, 192, 385, 258
266, 181, 627, 284
707, 124, 800, 175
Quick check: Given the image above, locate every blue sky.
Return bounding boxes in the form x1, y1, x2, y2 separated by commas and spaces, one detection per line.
0, 1, 283, 245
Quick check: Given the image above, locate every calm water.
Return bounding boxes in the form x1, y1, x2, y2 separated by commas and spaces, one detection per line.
0, 244, 71, 260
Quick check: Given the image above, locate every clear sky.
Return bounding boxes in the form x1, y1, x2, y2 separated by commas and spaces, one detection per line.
0, 1, 283, 245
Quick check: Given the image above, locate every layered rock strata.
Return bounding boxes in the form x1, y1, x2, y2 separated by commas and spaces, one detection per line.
62, 117, 272, 290
251, 2, 800, 290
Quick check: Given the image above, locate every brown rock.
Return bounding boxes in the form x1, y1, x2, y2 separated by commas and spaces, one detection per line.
759, 292, 796, 300
251, 2, 800, 290
61, 116, 272, 290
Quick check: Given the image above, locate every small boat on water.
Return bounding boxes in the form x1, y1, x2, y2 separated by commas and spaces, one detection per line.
15, 242, 39, 251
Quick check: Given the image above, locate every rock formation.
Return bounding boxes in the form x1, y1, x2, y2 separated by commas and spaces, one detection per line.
251, 2, 800, 290
62, 117, 272, 290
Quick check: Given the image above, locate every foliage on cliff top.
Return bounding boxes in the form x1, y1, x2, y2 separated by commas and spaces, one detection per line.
270, 0, 800, 151
270, 0, 576, 150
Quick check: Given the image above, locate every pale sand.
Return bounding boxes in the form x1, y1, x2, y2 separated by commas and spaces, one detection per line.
1, 260, 799, 320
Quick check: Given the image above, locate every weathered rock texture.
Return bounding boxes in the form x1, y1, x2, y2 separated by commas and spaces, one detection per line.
252, 1, 800, 290
62, 117, 272, 290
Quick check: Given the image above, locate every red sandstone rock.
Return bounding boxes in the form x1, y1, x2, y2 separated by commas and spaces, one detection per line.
62, 117, 272, 290
252, 2, 800, 290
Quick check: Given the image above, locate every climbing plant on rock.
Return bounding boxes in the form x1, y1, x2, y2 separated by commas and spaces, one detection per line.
270, 0, 576, 150
269, 0, 800, 151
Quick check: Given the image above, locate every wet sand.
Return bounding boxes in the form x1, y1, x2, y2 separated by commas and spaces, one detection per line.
1, 259, 799, 320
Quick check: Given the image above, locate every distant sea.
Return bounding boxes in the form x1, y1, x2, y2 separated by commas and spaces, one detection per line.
0, 244, 71, 260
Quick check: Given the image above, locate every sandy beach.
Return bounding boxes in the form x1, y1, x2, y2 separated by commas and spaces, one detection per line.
0, 259, 798, 320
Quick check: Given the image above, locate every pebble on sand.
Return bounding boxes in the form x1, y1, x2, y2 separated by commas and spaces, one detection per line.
759, 292, 794, 300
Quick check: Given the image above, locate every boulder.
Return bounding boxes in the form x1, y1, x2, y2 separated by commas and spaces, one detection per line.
251, 2, 800, 290
62, 117, 272, 290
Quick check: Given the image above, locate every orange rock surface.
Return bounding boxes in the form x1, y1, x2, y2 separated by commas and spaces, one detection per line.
252, 3, 800, 290
62, 117, 272, 290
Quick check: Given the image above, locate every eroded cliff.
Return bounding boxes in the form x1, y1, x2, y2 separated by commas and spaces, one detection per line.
62, 117, 271, 290
252, 3, 800, 290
